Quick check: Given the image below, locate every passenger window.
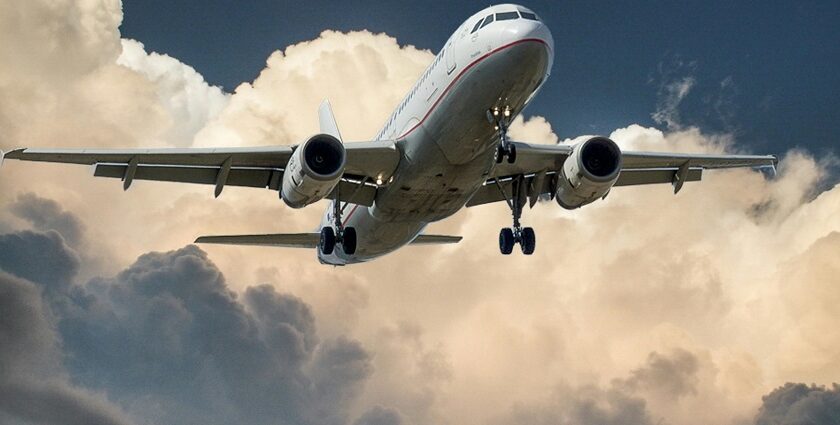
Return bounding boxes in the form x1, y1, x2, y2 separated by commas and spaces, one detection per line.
480, 14, 494, 29
496, 12, 519, 21
519, 11, 538, 21
471, 20, 482, 33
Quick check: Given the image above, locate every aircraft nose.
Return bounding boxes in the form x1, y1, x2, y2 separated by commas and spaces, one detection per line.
500, 18, 554, 74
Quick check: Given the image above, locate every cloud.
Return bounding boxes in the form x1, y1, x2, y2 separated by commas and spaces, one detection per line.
0, 271, 134, 425
10, 193, 85, 246
650, 56, 698, 130
353, 406, 406, 425
2, 1, 840, 425
497, 384, 656, 425
117, 39, 229, 147
616, 349, 701, 401
755, 383, 840, 425
0, 230, 79, 291
54, 245, 373, 425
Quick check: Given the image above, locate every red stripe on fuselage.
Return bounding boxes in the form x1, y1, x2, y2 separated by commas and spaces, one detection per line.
394, 38, 550, 140
341, 38, 550, 221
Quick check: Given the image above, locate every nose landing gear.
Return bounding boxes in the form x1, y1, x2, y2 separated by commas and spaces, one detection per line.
494, 175, 536, 255
488, 106, 516, 164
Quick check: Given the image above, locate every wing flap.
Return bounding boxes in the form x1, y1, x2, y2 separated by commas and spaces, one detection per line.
614, 167, 703, 187
93, 163, 377, 205
93, 163, 281, 189
467, 167, 705, 207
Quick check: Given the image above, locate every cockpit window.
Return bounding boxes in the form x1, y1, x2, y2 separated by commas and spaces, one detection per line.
519, 11, 539, 21
480, 14, 494, 29
471, 19, 483, 33
496, 11, 519, 21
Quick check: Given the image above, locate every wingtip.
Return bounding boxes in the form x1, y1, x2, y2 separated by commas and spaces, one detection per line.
2, 148, 27, 160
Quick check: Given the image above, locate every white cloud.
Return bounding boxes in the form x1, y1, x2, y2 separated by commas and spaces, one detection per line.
1, 2, 840, 425
117, 39, 229, 147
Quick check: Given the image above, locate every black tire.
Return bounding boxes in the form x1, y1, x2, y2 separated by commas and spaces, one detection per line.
495, 145, 504, 163
342, 227, 357, 255
521, 227, 536, 255
506, 144, 517, 164
499, 228, 515, 255
320, 227, 336, 255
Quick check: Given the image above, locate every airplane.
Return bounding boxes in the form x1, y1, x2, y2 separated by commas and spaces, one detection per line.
1, 4, 777, 265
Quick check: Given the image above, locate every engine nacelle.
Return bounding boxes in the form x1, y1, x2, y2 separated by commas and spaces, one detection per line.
556, 136, 622, 209
281, 134, 346, 208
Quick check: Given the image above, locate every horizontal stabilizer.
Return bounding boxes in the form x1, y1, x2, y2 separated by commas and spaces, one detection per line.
195, 232, 463, 249
195, 233, 319, 248
411, 234, 463, 244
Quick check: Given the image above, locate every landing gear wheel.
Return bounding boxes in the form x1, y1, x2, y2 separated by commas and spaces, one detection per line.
495, 145, 504, 164
499, 228, 515, 255
520, 227, 536, 255
506, 144, 517, 164
342, 227, 357, 255
320, 227, 336, 255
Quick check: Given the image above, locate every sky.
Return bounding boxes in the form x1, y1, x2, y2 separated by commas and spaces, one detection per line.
120, 0, 840, 156
2, 1, 840, 425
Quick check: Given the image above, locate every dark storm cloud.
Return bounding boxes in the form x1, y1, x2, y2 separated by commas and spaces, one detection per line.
616, 349, 700, 400
499, 385, 655, 425
495, 350, 703, 425
754, 383, 840, 425
0, 230, 79, 290
0, 196, 379, 425
54, 245, 374, 425
353, 406, 405, 425
0, 271, 134, 425
10, 193, 85, 246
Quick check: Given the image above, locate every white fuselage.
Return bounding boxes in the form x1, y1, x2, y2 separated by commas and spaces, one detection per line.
319, 4, 554, 265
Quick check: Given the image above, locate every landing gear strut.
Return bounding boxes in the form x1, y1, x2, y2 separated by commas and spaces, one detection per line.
494, 175, 536, 255
320, 188, 357, 255
488, 106, 516, 164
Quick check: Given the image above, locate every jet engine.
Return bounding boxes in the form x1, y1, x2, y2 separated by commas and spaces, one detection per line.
555, 136, 622, 209
281, 134, 346, 208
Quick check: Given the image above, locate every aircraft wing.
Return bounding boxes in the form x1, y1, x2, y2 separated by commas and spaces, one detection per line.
2, 142, 400, 206
467, 141, 777, 207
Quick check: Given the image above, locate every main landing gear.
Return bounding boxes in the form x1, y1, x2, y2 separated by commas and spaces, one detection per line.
488, 106, 516, 164
494, 175, 536, 255
320, 192, 357, 256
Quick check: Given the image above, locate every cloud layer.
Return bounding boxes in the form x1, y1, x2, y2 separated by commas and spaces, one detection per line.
1, 1, 840, 424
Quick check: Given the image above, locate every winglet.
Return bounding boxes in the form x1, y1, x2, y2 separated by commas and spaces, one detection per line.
318, 100, 344, 142
1, 148, 25, 168
770, 155, 779, 177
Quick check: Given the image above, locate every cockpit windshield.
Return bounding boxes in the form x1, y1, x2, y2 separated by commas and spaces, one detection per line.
519, 11, 539, 21
496, 11, 519, 21
471, 10, 540, 34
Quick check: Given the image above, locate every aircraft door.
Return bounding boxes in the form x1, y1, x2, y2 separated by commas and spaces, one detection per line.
445, 40, 456, 74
